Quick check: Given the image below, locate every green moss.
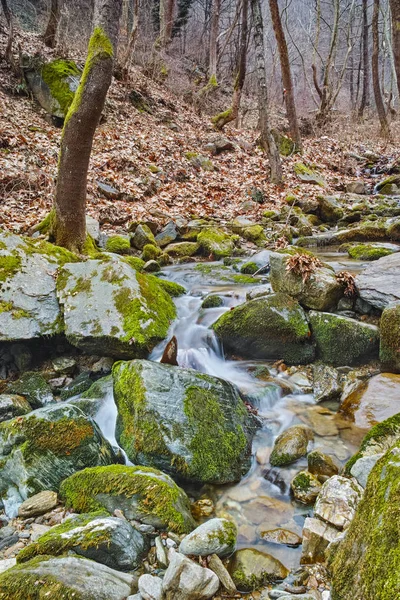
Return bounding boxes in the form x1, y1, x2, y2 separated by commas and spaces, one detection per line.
211, 107, 232, 128
185, 151, 198, 160
285, 195, 297, 205
202, 295, 224, 308
19, 237, 79, 266
0, 300, 13, 313
82, 234, 99, 258
100, 264, 128, 285
105, 236, 130, 255
123, 256, 145, 272
31, 210, 55, 235
347, 244, 393, 261
197, 228, 235, 258
142, 244, 161, 261
59, 464, 193, 533
0, 253, 22, 283
379, 303, 400, 372
41, 59, 80, 116
152, 278, 186, 297
70, 275, 92, 294
240, 262, 258, 275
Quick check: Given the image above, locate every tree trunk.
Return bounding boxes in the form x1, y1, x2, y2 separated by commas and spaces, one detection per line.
159, 0, 175, 47
208, 0, 220, 84
268, 0, 302, 150
372, 0, 390, 137
390, 0, 400, 97
120, 0, 140, 74
44, 0, 61, 48
359, 0, 370, 117
1, 0, 11, 25
54, 0, 123, 252
250, 0, 282, 184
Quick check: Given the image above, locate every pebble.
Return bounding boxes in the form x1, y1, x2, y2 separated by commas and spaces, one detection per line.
155, 536, 168, 568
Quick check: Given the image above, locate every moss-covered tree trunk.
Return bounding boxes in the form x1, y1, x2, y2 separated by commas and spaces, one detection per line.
390, 0, 400, 98
250, 0, 282, 184
372, 0, 390, 138
54, 0, 123, 252
44, 0, 61, 48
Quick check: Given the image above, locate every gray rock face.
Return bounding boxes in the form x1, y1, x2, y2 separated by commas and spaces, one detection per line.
179, 518, 237, 557
314, 476, 363, 530
269, 252, 342, 311
313, 365, 342, 403
0, 394, 31, 422
138, 574, 163, 600
350, 454, 383, 488
155, 222, 178, 247
113, 360, 256, 484
301, 517, 342, 564
56, 255, 175, 358
356, 252, 400, 309
0, 555, 135, 599
270, 425, 314, 467
162, 551, 220, 600
6, 371, 53, 408
0, 403, 117, 517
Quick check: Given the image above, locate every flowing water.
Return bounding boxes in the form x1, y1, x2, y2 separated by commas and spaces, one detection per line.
93, 249, 374, 573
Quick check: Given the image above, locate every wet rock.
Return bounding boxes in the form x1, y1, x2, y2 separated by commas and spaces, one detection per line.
0, 403, 117, 516
0, 394, 31, 422
305, 406, 339, 437
270, 425, 314, 467
314, 476, 363, 530
143, 259, 160, 272
60, 371, 94, 401
349, 454, 383, 488
356, 252, 400, 310
60, 465, 195, 534
229, 548, 289, 592
179, 518, 237, 557
6, 371, 53, 408
56, 255, 175, 358
312, 365, 342, 403
198, 228, 235, 258
213, 293, 314, 364
51, 357, 77, 376
301, 517, 341, 564
113, 359, 256, 485
208, 553, 237, 593
131, 224, 156, 249
18, 491, 58, 518
269, 252, 342, 311
317, 196, 344, 223
380, 301, 400, 372
259, 528, 302, 548
291, 471, 322, 504
139, 574, 163, 600
0, 555, 135, 599
307, 450, 339, 481
338, 373, 400, 429
162, 551, 219, 599
308, 312, 379, 367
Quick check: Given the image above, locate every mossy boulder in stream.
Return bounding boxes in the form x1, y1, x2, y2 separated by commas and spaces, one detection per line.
329, 441, 400, 600
212, 293, 314, 364
0, 403, 117, 516
345, 243, 395, 261
229, 548, 289, 591
270, 425, 314, 467
380, 302, 400, 373
56, 255, 175, 358
60, 465, 195, 533
112, 360, 256, 484
197, 227, 236, 258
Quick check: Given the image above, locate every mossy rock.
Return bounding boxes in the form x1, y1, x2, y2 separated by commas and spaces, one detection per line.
380, 302, 400, 372
112, 359, 256, 484
272, 130, 297, 157
105, 236, 131, 255
70, 375, 113, 417
131, 224, 156, 250
0, 394, 31, 423
202, 294, 224, 308
346, 243, 394, 261
56, 255, 176, 358
317, 196, 344, 223
270, 425, 314, 467
334, 220, 388, 244
164, 242, 199, 258
241, 225, 265, 244
229, 548, 289, 592
0, 403, 118, 514
141, 244, 162, 261
152, 277, 186, 297
240, 262, 258, 275
375, 175, 400, 196
179, 518, 237, 557
6, 371, 53, 409
212, 293, 314, 364
290, 470, 322, 504
329, 441, 400, 600
60, 464, 195, 533
309, 311, 379, 366
294, 162, 326, 187
197, 228, 236, 258
387, 219, 400, 241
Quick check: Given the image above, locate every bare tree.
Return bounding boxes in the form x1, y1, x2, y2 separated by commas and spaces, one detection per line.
53, 0, 123, 251
372, 0, 390, 136
251, 0, 282, 184
159, 0, 175, 47
120, 0, 140, 75
0, 0, 11, 26
359, 0, 370, 117
44, 0, 61, 48
390, 0, 400, 97
208, 0, 221, 85
269, 0, 302, 150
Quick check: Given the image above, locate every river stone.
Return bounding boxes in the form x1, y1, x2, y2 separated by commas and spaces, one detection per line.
0, 403, 117, 517
131, 224, 156, 249
162, 551, 219, 600
0, 555, 135, 599
56, 255, 175, 358
308, 311, 379, 366
301, 517, 342, 564
317, 196, 344, 223
113, 360, 256, 484
338, 373, 400, 429
208, 554, 237, 594
6, 371, 53, 408
294, 163, 326, 187
356, 252, 400, 309
314, 476, 363, 530
270, 425, 314, 467
197, 227, 235, 258
312, 365, 342, 403
291, 470, 322, 504
18, 490, 58, 518
179, 518, 237, 557
155, 222, 178, 247
330, 443, 400, 599
259, 529, 302, 548
269, 252, 342, 311
0, 394, 31, 422
229, 548, 289, 591
70, 375, 113, 418
213, 293, 314, 364
59, 465, 195, 534
0, 233, 78, 342
307, 450, 339, 481
138, 574, 163, 600
379, 301, 400, 372
17, 513, 147, 571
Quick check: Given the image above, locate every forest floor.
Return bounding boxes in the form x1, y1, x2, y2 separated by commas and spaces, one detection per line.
0, 29, 400, 237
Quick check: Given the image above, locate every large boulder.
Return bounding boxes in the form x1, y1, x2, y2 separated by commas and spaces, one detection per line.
113, 360, 256, 484
59, 465, 195, 534
308, 311, 379, 366
329, 442, 400, 599
0, 232, 77, 342
338, 373, 400, 430
0, 555, 135, 600
212, 293, 314, 364
229, 548, 289, 591
56, 255, 176, 358
380, 301, 400, 372
269, 252, 342, 311
356, 252, 400, 310
0, 403, 117, 517
17, 512, 147, 571
317, 196, 344, 223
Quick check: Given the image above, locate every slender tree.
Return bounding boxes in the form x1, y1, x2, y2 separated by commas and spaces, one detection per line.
208, 0, 221, 85
53, 0, 123, 251
159, 0, 175, 47
372, 0, 390, 136
44, 0, 61, 48
120, 0, 140, 75
268, 0, 301, 150
0, 0, 11, 26
359, 0, 370, 117
250, 0, 282, 184
390, 0, 400, 97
